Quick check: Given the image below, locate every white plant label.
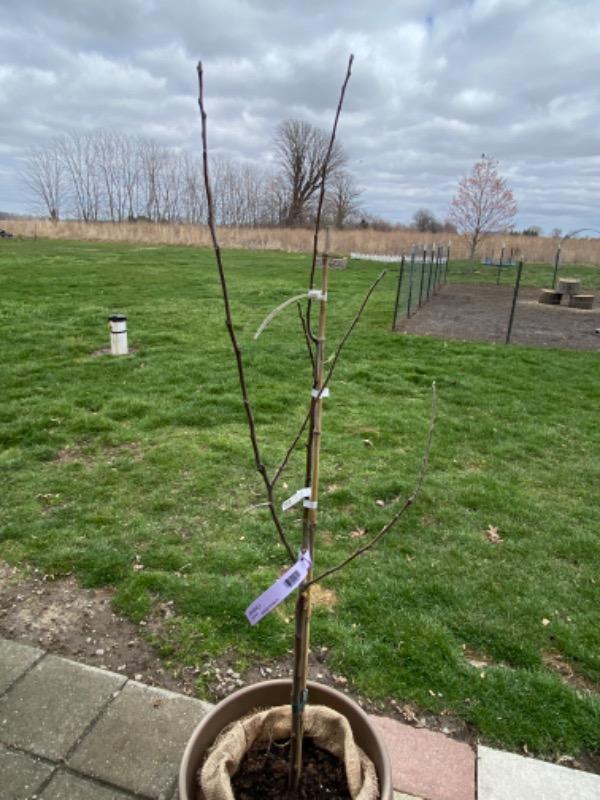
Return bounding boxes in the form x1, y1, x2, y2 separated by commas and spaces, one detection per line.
245, 551, 312, 626
282, 487, 311, 511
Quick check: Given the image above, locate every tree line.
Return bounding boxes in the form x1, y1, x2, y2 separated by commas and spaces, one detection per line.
22, 123, 362, 228
23, 131, 521, 258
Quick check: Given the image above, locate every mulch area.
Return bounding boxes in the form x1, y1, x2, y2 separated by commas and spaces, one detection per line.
395, 284, 600, 350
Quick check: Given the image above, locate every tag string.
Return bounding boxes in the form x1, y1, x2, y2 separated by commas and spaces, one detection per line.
292, 687, 309, 714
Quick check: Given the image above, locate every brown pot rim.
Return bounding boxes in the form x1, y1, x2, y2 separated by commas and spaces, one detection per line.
179, 678, 393, 799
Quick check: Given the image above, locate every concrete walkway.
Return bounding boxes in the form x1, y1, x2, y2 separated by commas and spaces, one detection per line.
1, 636, 599, 800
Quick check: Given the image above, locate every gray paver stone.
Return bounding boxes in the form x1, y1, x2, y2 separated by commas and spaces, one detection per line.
0, 637, 44, 694
0, 744, 55, 800
40, 770, 135, 799
0, 654, 126, 760
478, 745, 600, 800
69, 680, 210, 800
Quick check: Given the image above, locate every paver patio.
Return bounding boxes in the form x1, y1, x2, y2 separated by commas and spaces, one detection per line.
1, 636, 598, 800
478, 745, 600, 800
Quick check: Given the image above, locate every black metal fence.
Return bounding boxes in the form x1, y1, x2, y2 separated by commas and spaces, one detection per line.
391, 245, 450, 329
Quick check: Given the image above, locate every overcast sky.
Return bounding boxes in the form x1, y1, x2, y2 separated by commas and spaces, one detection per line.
1, 0, 599, 233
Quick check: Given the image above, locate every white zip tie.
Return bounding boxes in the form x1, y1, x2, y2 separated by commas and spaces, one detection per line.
307, 289, 328, 301
311, 387, 330, 399
282, 487, 311, 511
303, 499, 318, 509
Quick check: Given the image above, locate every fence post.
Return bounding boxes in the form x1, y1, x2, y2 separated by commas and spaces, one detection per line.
505, 260, 524, 344
418, 247, 427, 307
552, 245, 561, 288
444, 243, 450, 284
391, 256, 405, 330
407, 248, 416, 317
497, 243, 505, 286
426, 245, 435, 299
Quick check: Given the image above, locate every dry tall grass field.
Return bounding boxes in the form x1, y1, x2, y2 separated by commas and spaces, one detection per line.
7, 219, 600, 265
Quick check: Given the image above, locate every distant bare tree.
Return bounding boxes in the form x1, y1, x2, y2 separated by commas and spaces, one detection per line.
212, 157, 244, 226
412, 208, 441, 233
138, 139, 165, 221
181, 152, 206, 224
209, 157, 271, 226
159, 150, 185, 222
448, 155, 518, 259
24, 127, 351, 229
239, 162, 269, 227
325, 170, 362, 228
274, 119, 346, 226
57, 132, 102, 222
121, 135, 142, 221
260, 173, 289, 226
96, 130, 125, 222
22, 142, 64, 221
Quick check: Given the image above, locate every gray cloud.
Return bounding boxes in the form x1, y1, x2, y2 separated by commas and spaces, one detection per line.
1, 0, 599, 232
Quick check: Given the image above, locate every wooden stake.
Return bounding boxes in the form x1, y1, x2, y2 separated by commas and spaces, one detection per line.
289, 240, 330, 792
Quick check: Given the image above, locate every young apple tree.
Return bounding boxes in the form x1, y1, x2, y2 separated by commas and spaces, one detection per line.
197, 56, 436, 796
449, 155, 518, 259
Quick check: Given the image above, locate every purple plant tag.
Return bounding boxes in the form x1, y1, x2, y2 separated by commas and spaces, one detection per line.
245, 551, 312, 626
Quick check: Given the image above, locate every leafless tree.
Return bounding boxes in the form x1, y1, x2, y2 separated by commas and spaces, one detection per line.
412, 208, 441, 233
24, 128, 351, 229
22, 142, 64, 221
209, 156, 272, 226
274, 119, 346, 227
198, 55, 438, 796
56, 132, 103, 222
159, 150, 185, 222
180, 152, 206, 224
260, 173, 289, 226
120, 134, 142, 221
324, 170, 362, 228
239, 162, 269, 227
96, 130, 125, 222
137, 138, 163, 221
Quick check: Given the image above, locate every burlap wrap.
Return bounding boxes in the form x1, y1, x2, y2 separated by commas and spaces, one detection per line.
198, 704, 379, 800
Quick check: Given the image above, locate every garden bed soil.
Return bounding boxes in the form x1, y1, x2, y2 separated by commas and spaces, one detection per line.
395, 283, 600, 350
0, 560, 198, 694
230, 737, 351, 800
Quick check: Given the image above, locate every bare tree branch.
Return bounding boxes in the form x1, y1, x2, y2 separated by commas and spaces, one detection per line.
305, 381, 437, 587
306, 54, 354, 345
197, 61, 295, 563
272, 268, 387, 486
297, 301, 315, 372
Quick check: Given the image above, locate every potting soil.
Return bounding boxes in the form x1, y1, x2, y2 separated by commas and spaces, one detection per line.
231, 736, 351, 799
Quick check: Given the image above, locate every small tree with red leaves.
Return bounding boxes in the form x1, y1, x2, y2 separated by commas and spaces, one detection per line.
449, 156, 518, 259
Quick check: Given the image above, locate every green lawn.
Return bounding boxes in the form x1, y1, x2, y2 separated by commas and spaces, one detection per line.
1, 239, 599, 760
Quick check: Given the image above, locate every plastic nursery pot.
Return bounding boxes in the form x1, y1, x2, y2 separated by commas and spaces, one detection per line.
179, 678, 393, 800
